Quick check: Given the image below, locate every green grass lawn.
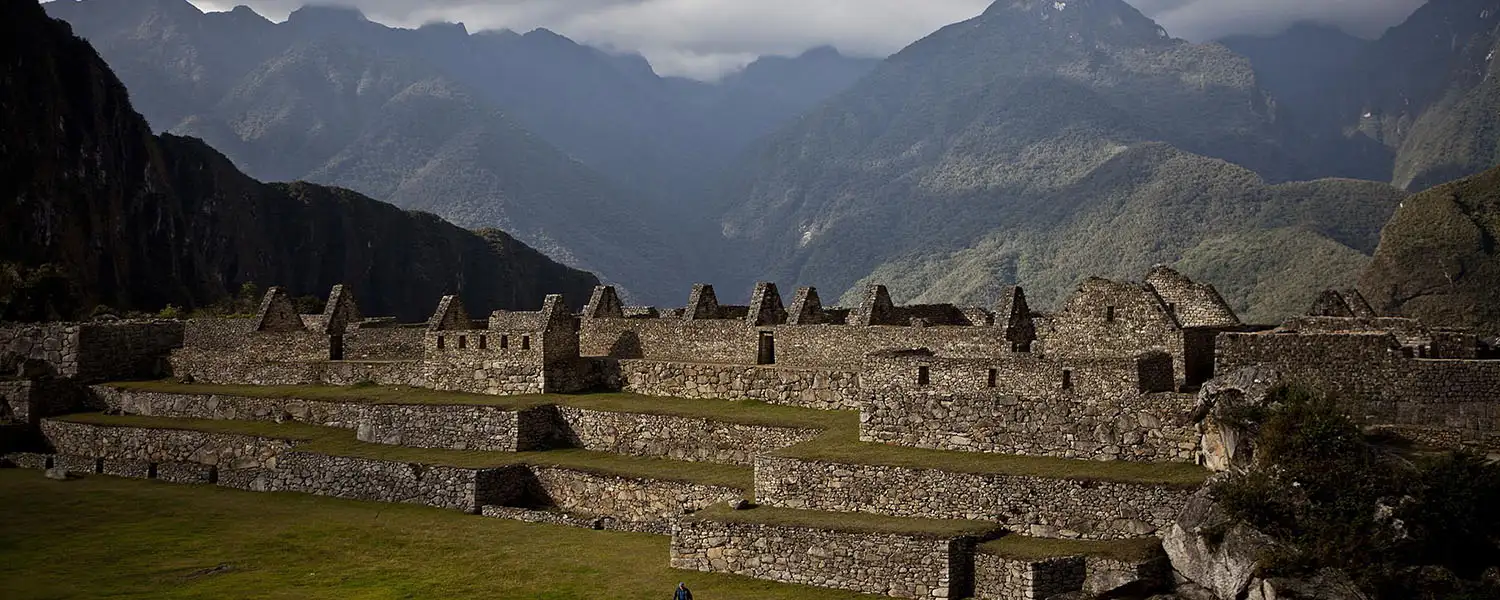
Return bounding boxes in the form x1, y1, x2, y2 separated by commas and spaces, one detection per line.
0, 469, 875, 600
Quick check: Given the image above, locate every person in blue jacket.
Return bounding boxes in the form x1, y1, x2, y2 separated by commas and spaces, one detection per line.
674, 582, 693, 600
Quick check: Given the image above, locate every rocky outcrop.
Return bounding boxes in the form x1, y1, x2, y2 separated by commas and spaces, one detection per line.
1162, 488, 1277, 600
1246, 569, 1369, 600
1194, 366, 1285, 472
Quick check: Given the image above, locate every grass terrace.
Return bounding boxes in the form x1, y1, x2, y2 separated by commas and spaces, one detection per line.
50, 414, 753, 490
0, 470, 874, 600
978, 534, 1165, 563
107, 380, 851, 431
100, 381, 1212, 488
688, 504, 1004, 539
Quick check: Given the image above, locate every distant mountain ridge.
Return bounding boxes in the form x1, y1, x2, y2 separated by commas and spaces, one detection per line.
1, 0, 598, 322
44, 0, 880, 304
710, 0, 1407, 322
1224, 0, 1500, 191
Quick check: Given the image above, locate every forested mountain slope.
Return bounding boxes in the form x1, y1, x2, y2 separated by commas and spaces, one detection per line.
1, 0, 598, 322
714, 0, 1406, 321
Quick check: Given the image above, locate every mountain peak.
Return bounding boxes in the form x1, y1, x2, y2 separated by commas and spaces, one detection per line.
286, 4, 369, 25
978, 0, 1170, 43
798, 45, 844, 60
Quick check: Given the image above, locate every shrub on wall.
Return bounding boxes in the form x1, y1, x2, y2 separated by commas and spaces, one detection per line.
1211, 386, 1500, 599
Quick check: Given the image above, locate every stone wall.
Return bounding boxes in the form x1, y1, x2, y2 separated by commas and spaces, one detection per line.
525, 467, 744, 534
671, 516, 978, 599
1217, 332, 1500, 446
0, 321, 181, 381
40, 420, 293, 469
615, 360, 861, 410
554, 406, 820, 465
94, 387, 367, 429
1038, 278, 1191, 387
420, 330, 546, 395
861, 389, 1199, 462
344, 327, 425, 360
973, 554, 1085, 600
860, 353, 1195, 462
356, 404, 554, 452
3, 379, 92, 425
263, 452, 526, 513
754, 456, 1193, 540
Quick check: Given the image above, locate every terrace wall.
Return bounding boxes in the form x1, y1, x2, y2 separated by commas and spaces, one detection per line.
525, 467, 744, 534
671, 517, 979, 600
615, 360, 861, 410
754, 456, 1194, 540
1217, 332, 1500, 447
553, 406, 820, 465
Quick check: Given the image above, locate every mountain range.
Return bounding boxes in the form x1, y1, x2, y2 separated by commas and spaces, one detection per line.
42, 0, 880, 303
2, 0, 597, 322
27, 0, 1500, 329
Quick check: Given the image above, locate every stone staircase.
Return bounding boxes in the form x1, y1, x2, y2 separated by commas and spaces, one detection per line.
3, 381, 1201, 599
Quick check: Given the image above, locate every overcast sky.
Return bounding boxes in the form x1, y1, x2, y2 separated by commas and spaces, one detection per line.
185, 0, 1430, 80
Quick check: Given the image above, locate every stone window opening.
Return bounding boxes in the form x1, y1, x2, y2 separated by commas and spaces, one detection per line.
987, 369, 998, 388
521, 335, 531, 350
436, 335, 445, 350
478, 335, 488, 350
1105, 306, 1116, 323
458, 335, 468, 350
917, 366, 931, 386
94, 458, 104, 474
148, 463, 158, 479
500, 335, 509, 349
1062, 369, 1073, 390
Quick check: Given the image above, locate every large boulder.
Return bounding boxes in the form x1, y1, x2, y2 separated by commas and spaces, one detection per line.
1163, 487, 1277, 600
1246, 569, 1368, 600
1195, 366, 1284, 472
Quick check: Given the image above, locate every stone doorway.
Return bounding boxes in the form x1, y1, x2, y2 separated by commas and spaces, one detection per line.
757, 332, 776, 365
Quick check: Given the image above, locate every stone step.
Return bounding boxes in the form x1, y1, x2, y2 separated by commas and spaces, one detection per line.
671, 503, 1003, 600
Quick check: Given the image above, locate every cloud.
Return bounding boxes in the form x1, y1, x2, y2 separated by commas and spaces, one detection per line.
187, 0, 1430, 79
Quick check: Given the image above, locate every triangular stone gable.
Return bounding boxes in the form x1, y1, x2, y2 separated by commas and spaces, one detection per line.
253, 287, 303, 333
1308, 289, 1357, 318
682, 284, 720, 321
787, 287, 828, 325
746, 282, 787, 327
540, 294, 573, 329
321, 285, 361, 334
583, 286, 624, 319
849, 284, 896, 326
1340, 288, 1377, 318
994, 286, 1037, 350
427, 295, 473, 331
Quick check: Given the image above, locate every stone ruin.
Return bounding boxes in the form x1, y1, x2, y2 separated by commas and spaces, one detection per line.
3, 266, 1498, 600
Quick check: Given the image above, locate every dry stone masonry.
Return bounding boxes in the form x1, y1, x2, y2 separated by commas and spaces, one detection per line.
6, 266, 1500, 600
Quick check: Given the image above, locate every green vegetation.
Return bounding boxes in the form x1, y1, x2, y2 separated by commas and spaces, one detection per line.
689, 504, 1002, 539
978, 534, 1163, 563
1360, 163, 1500, 336
0, 470, 875, 600
105, 382, 1210, 486
1212, 387, 1500, 599
53, 413, 753, 490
